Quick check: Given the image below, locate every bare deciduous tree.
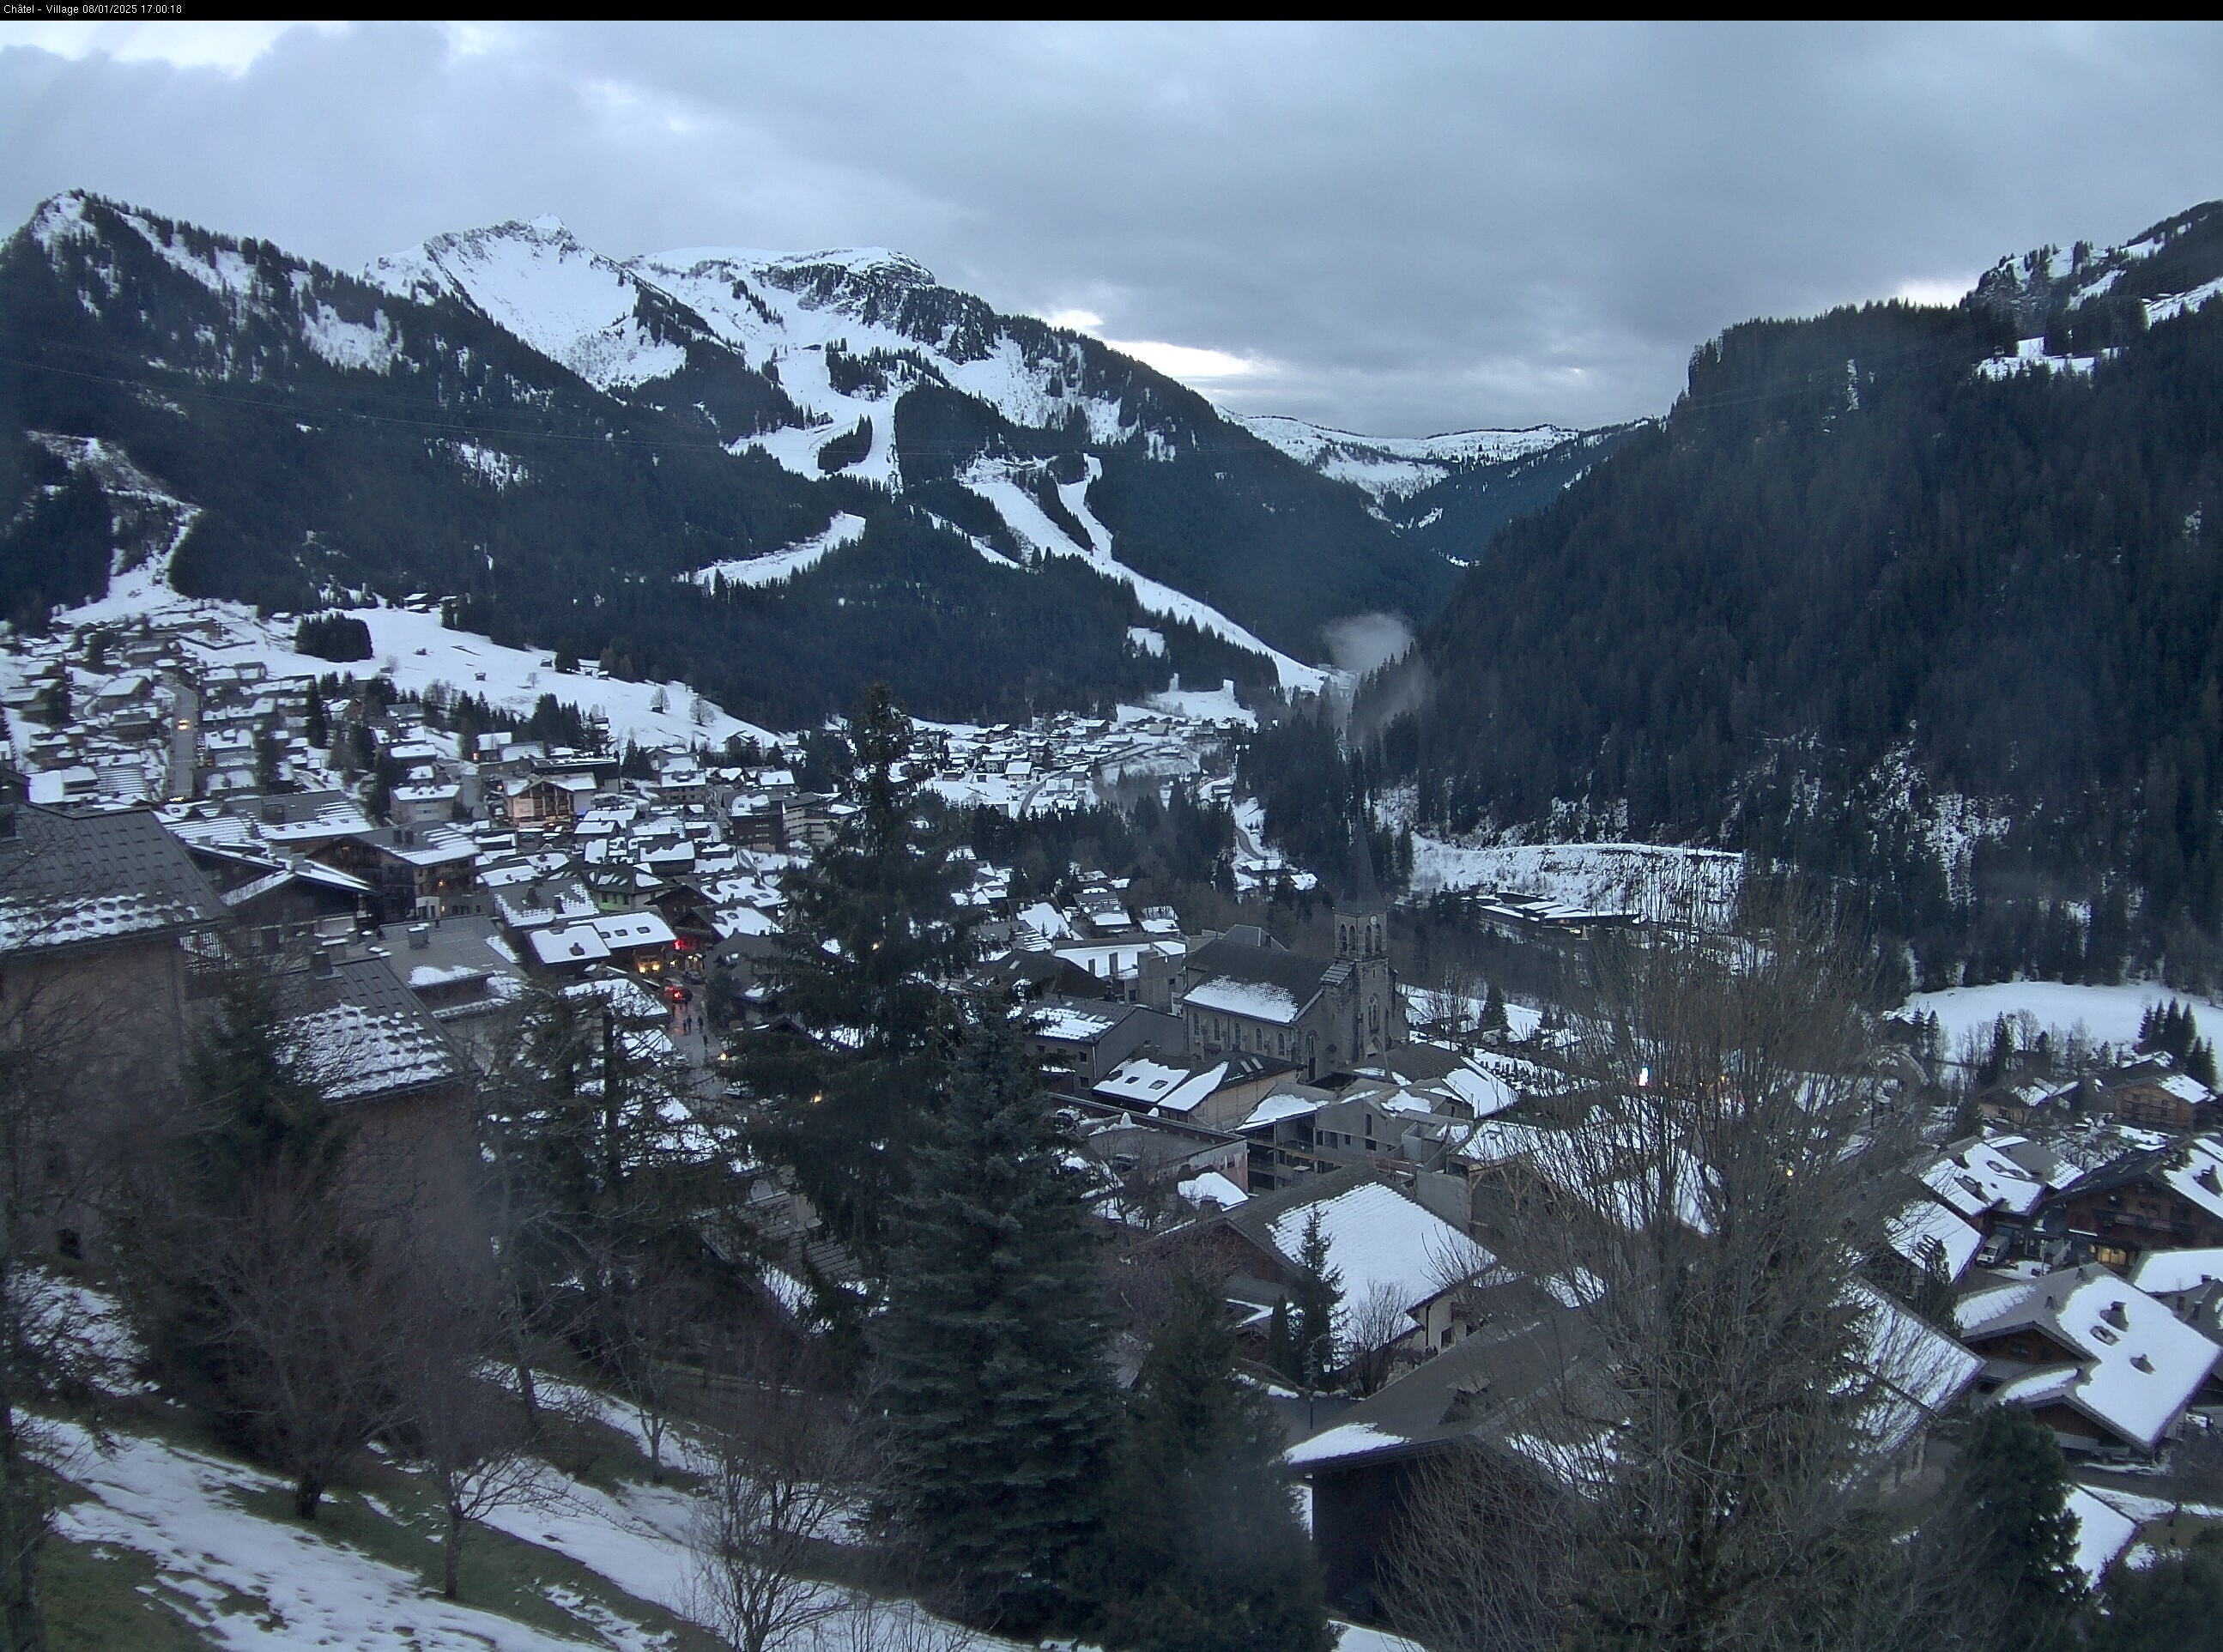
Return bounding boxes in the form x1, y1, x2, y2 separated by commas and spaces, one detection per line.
0, 968, 136, 1652
1392, 881, 1947, 1651
1342, 1283, 1413, 1398
392, 1240, 550, 1601
202, 1170, 409, 1520
687, 1341, 866, 1652
1380, 1442, 1579, 1652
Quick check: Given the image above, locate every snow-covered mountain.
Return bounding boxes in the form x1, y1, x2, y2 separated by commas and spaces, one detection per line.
1236, 415, 1590, 504
365, 215, 1136, 492
0, 193, 1593, 725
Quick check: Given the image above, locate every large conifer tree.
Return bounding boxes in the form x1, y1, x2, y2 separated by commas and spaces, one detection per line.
745, 684, 973, 1256
1953, 1405, 2087, 1649
873, 1007, 1112, 1631
1088, 1273, 1330, 1652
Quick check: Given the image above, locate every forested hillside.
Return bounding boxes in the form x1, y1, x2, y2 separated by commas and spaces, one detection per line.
1365, 202, 2223, 988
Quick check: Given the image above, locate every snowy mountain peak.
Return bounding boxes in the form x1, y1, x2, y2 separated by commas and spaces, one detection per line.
367, 216, 687, 391
1238, 412, 1600, 503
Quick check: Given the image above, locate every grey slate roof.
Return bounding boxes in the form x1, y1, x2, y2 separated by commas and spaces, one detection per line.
276, 954, 467, 1105
0, 804, 229, 958
1284, 1268, 1604, 1473
1185, 933, 1347, 1005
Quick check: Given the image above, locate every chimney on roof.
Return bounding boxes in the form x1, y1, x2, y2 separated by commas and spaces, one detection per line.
408, 923, 430, 951
2104, 1300, 2130, 1329
309, 943, 334, 976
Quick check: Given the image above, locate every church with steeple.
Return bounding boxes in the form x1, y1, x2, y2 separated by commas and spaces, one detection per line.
1178, 829, 1405, 1080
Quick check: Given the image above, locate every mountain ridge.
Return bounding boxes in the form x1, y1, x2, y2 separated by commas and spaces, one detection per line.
0, 190, 1567, 724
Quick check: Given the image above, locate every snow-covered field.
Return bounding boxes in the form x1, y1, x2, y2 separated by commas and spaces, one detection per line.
50, 1419, 672, 1651
1901, 980, 2215, 1056
1408, 837, 1742, 923
58, 556, 779, 754
46, 1404, 1011, 1652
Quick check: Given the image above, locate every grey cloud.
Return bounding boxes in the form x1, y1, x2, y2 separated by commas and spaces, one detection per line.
3, 21, 2220, 433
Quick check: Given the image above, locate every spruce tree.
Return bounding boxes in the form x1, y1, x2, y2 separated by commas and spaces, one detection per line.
1266, 1298, 1296, 1383
2193, 1039, 2219, 1088
1290, 1208, 1342, 1389
303, 679, 326, 749
1087, 1274, 1331, 1652
875, 1008, 1112, 1631
745, 684, 973, 1256
1953, 1405, 2087, 1649
2095, 1528, 2223, 1652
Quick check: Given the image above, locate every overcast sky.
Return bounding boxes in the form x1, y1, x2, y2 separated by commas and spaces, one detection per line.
3, 21, 2220, 435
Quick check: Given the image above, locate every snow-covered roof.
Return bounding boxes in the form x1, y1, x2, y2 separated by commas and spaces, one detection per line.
530, 923, 611, 965
1178, 1171, 1248, 1210
1015, 900, 1071, 943
1886, 1198, 1984, 1282
1263, 1181, 1493, 1320
1243, 1091, 1323, 1129
1440, 1064, 1519, 1117
591, 911, 675, 951
710, 905, 778, 940
1921, 1138, 2046, 1219
2155, 1139, 2223, 1226
1186, 976, 1306, 1026
1030, 1002, 1123, 1044
1093, 1058, 1193, 1105
1958, 1264, 2221, 1451
1849, 1282, 1984, 1450
2065, 1486, 2139, 1583
2129, 1247, 2223, 1298
0, 806, 228, 955
280, 957, 463, 1104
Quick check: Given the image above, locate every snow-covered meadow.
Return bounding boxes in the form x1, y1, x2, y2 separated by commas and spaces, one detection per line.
55, 552, 781, 756
1899, 980, 2219, 1057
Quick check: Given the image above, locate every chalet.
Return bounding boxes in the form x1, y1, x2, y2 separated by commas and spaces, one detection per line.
1214, 1168, 1493, 1365
1290, 1274, 1973, 1620
2128, 1249, 2223, 1401
1917, 1134, 2050, 1244
209, 853, 371, 955
1093, 1050, 1293, 1132
1284, 1269, 1599, 1617
526, 911, 677, 979
379, 916, 530, 1032
2036, 1136, 2223, 1271
0, 802, 230, 1026
276, 950, 474, 1220
969, 948, 1110, 1004
390, 781, 462, 826
1956, 1264, 2220, 1456
1885, 1195, 1986, 1286
2104, 1058, 2216, 1133
1066, 1104, 1248, 1230
501, 772, 596, 832
1027, 999, 1184, 1090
